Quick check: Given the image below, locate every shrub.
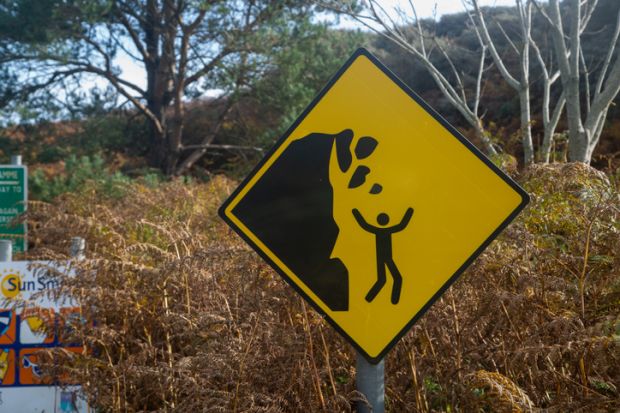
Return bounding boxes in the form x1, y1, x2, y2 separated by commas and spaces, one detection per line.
25, 164, 619, 412
29, 155, 131, 201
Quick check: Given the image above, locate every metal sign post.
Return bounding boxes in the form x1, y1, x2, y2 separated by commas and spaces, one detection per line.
10, 155, 22, 166
0, 239, 12, 262
356, 353, 384, 413
70, 237, 86, 260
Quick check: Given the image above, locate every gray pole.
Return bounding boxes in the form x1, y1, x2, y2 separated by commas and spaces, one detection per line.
70, 237, 86, 260
0, 240, 12, 262
10, 155, 22, 165
356, 352, 385, 413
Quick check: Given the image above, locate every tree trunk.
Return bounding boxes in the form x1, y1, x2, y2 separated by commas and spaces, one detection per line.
549, 0, 590, 163
473, 120, 498, 158
166, 111, 184, 175
471, 0, 533, 166
540, 131, 553, 163
569, 130, 591, 163
518, 1, 534, 166
147, 121, 169, 171
565, 78, 588, 162
141, 0, 182, 175
519, 85, 534, 165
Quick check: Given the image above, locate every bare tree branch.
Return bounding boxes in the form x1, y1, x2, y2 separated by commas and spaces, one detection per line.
117, 11, 150, 62
468, 0, 534, 164
469, 0, 520, 89
547, 0, 620, 162
594, 7, 620, 97
181, 143, 264, 152
322, 0, 499, 157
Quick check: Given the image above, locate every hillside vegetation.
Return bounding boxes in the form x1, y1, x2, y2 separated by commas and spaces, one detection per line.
22, 163, 619, 412
3, 1, 620, 182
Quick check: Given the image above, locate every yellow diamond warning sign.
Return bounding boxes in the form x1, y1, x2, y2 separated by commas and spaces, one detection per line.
219, 48, 529, 362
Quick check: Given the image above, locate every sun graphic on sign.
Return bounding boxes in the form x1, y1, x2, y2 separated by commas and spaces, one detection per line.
1, 268, 23, 300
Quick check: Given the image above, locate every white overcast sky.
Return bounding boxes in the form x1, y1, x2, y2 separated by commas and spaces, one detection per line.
378, 0, 515, 20
114, 0, 516, 94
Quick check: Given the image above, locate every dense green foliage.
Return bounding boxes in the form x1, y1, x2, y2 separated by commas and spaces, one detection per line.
29, 155, 131, 201
250, 23, 369, 145
204, 23, 370, 176
1, 0, 321, 174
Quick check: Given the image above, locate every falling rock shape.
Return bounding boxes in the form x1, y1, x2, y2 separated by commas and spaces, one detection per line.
355, 136, 378, 159
335, 129, 354, 172
369, 183, 383, 194
348, 165, 371, 189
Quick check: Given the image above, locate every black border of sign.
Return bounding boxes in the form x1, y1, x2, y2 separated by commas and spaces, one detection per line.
218, 47, 530, 364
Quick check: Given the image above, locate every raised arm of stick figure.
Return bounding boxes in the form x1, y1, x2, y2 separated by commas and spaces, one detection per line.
352, 208, 375, 232
392, 207, 414, 232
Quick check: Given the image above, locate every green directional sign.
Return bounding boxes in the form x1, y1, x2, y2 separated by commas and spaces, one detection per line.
0, 165, 27, 252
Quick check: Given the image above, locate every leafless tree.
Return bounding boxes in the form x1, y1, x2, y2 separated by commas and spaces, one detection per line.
325, 1, 499, 157
530, 33, 566, 163
467, 0, 565, 165
468, 0, 534, 165
537, 0, 620, 164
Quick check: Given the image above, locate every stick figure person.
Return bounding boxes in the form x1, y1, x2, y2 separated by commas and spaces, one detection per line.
352, 207, 414, 304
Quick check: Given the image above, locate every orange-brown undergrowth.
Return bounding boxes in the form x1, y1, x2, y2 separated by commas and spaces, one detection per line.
22, 163, 619, 412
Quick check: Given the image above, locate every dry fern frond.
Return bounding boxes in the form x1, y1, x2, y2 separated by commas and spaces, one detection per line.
467, 370, 535, 412
20, 166, 619, 412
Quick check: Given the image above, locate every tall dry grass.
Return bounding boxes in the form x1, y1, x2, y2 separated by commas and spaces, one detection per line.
23, 162, 619, 412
